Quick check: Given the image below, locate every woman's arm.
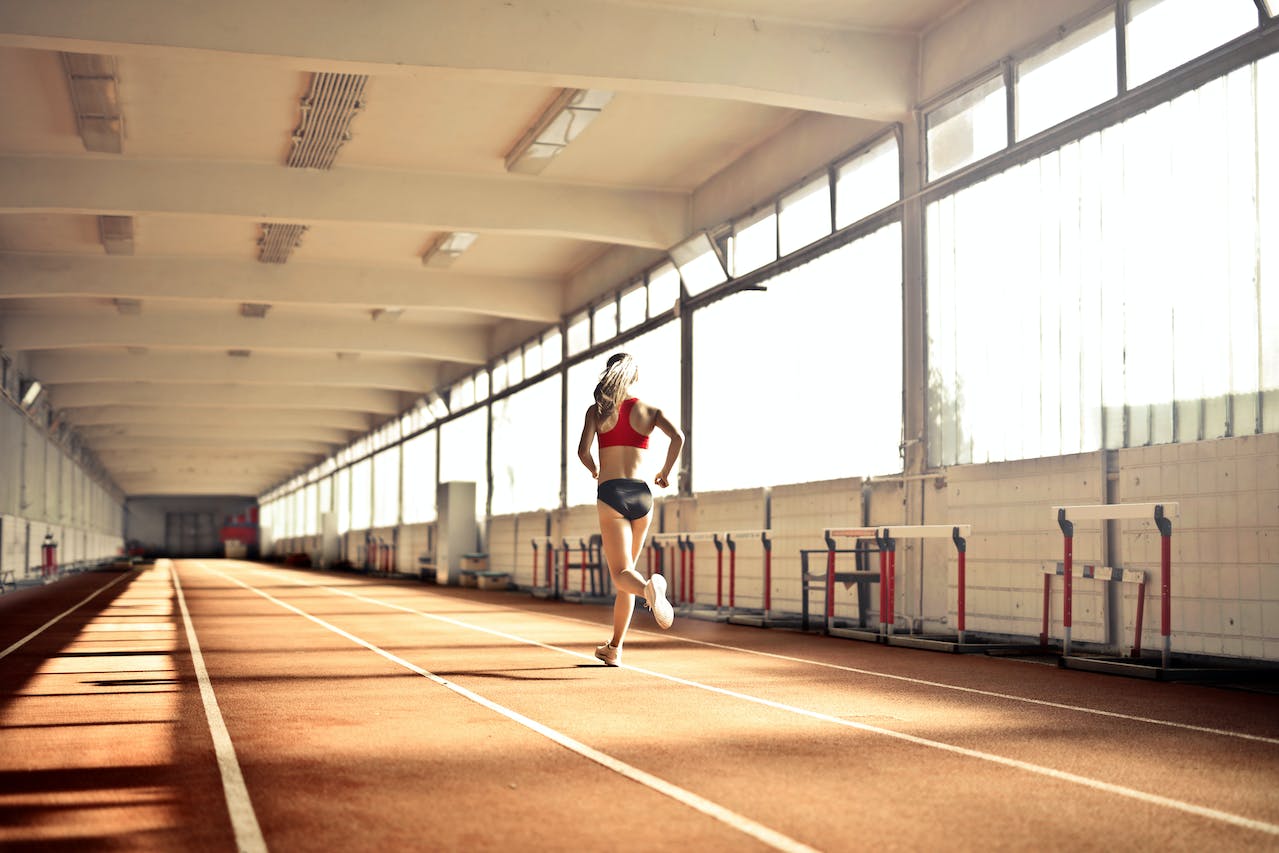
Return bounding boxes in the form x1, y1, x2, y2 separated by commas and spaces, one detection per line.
576, 405, 599, 479
650, 408, 684, 489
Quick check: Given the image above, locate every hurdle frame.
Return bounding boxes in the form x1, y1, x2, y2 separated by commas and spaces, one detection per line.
1053, 502, 1179, 669
1041, 561, 1148, 658
802, 527, 881, 639
529, 536, 557, 599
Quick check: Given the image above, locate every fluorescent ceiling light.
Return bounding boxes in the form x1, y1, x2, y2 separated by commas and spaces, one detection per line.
422, 231, 478, 268
240, 302, 271, 319
99, 216, 134, 255
370, 308, 404, 322
505, 88, 614, 175
227, 349, 251, 358
20, 380, 43, 409
669, 232, 728, 297
113, 297, 141, 315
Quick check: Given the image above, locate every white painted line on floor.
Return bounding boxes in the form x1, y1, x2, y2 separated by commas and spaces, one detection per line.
251, 567, 1279, 839
0, 571, 134, 662
642, 636, 1279, 748
172, 563, 268, 853
268, 565, 1275, 748
195, 562, 817, 853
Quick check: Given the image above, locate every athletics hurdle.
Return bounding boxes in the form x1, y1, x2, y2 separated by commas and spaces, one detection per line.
1053, 503, 1179, 669
560, 535, 611, 604
802, 528, 881, 639
1041, 562, 1147, 658
530, 536, 556, 599
722, 530, 793, 627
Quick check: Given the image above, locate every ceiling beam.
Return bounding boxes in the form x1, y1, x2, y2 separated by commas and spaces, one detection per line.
0, 156, 688, 250
0, 254, 563, 324
79, 422, 352, 444
62, 406, 373, 432
90, 435, 335, 455
27, 351, 438, 393
49, 383, 404, 414
0, 0, 915, 119
0, 313, 488, 363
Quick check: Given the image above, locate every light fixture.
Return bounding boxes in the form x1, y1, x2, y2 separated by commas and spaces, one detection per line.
113, 297, 141, 315
669, 231, 728, 297
99, 216, 134, 255
370, 308, 404, 322
240, 302, 271, 319
505, 88, 614, 175
227, 349, 251, 358
20, 380, 43, 409
427, 392, 449, 419
421, 232, 478, 268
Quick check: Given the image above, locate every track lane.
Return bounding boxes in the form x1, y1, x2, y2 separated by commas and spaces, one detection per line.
192, 561, 1279, 850
180, 560, 807, 852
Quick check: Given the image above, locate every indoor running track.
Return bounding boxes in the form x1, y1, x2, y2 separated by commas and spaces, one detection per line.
2, 560, 1278, 852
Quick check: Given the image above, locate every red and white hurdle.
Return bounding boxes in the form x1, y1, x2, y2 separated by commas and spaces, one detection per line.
1053, 502, 1179, 667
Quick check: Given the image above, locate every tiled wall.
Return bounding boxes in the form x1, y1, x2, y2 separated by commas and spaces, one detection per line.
942, 453, 1106, 643
935, 435, 1279, 660
1119, 434, 1279, 659
770, 479, 863, 615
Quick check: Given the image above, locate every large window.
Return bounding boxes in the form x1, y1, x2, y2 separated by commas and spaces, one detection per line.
439, 408, 489, 521
401, 430, 437, 523
565, 323, 682, 506
693, 224, 904, 491
1016, 13, 1117, 140
492, 375, 563, 515
835, 135, 900, 229
927, 57, 1278, 466
350, 458, 372, 530
372, 446, 400, 528
335, 466, 351, 534
1126, 0, 1259, 90
926, 74, 1007, 179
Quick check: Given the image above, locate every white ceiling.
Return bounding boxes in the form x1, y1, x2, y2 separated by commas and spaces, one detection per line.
0, 0, 964, 497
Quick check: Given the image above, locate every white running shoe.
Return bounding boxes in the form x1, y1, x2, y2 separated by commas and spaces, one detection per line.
595, 642, 620, 666
644, 574, 674, 629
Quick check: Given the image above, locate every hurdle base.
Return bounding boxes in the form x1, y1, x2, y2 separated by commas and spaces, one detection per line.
680, 603, 731, 622
562, 591, 614, 606
1060, 654, 1279, 683
827, 621, 884, 643
884, 633, 1038, 654
727, 610, 804, 630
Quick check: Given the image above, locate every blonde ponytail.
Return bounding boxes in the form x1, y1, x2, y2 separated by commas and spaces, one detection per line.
594, 352, 639, 418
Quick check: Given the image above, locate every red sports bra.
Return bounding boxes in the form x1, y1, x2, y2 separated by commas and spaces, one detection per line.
598, 398, 650, 449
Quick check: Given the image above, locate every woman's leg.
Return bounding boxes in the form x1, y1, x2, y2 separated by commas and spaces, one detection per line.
597, 503, 649, 647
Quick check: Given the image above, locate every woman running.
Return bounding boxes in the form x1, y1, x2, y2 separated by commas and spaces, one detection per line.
577, 352, 683, 666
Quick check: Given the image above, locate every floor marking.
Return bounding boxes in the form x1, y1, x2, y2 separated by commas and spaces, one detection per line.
640, 636, 1279, 747
0, 571, 134, 662
248, 567, 1279, 838
193, 562, 817, 853
172, 563, 268, 853
289, 570, 1277, 747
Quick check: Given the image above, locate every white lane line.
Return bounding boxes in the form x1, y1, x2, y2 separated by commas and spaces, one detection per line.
0, 571, 134, 662
253, 568, 1279, 838
172, 562, 268, 853
195, 562, 818, 853
623, 635, 1279, 747
284, 569, 1276, 747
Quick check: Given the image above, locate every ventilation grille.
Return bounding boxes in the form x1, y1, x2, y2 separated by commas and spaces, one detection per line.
287, 73, 368, 170
257, 223, 308, 264
61, 52, 123, 153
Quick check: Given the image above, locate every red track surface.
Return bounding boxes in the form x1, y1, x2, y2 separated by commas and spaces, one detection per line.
3, 560, 1278, 851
